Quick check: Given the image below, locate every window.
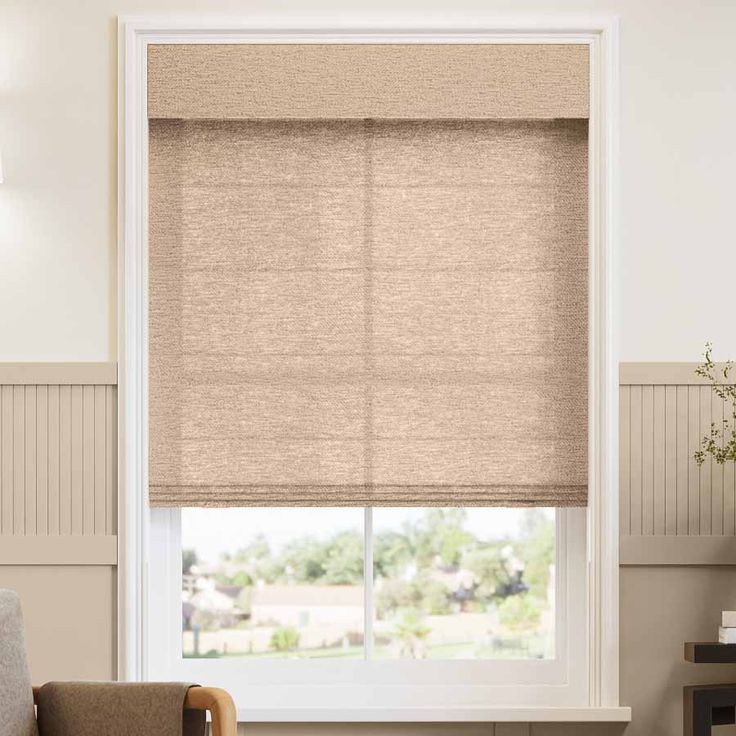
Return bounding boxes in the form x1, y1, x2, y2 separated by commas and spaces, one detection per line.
181, 507, 555, 662
127, 25, 621, 721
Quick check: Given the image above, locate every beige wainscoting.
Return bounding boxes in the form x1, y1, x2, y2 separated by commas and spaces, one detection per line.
0, 362, 117, 681
618, 363, 736, 736
0, 362, 117, 540
620, 363, 736, 565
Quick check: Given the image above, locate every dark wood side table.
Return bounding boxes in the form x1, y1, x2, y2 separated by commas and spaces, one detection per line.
684, 642, 736, 735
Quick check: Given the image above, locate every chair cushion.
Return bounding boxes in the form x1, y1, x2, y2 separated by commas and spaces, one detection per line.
0, 589, 39, 736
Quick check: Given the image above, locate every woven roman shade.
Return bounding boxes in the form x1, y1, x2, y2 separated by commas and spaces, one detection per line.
148, 43, 589, 507
148, 44, 589, 120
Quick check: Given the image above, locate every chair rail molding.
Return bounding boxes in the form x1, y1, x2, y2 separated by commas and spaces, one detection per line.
119, 14, 621, 720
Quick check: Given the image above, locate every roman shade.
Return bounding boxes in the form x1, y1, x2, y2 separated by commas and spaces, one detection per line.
148, 44, 589, 120
147, 44, 589, 508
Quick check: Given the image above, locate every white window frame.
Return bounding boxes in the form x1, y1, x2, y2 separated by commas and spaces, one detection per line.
148, 506, 584, 717
118, 14, 626, 723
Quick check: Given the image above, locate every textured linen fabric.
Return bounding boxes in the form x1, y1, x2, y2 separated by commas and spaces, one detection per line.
36, 682, 205, 736
0, 590, 39, 736
147, 44, 589, 120
148, 118, 588, 507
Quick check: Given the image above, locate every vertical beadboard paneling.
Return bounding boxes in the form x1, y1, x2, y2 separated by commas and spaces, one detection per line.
6, 361, 736, 548
36, 385, 48, 535
59, 385, 72, 535
94, 385, 107, 535
725, 425, 736, 536
13, 385, 25, 534
25, 386, 37, 535
688, 386, 701, 534
699, 385, 712, 534
70, 385, 83, 535
1, 386, 12, 534
641, 385, 654, 535
652, 385, 666, 535
47, 385, 60, 536
619, 385, 630, 536
106, 385, 117, 535
0, 364, 117, 539
676, 385, 689, 534
711, 392, 724, 534
629, 385, 643, 536
621, 364, 736, 542
664, 385, 677, 535
82, 385, 95, 534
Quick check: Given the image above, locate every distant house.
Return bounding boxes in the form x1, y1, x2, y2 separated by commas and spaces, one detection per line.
250, 585, 362, 628
187, 584, 246, 629
215, 584, 243, 602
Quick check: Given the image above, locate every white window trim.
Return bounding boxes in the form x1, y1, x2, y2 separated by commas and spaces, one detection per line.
117, 14, 626, 723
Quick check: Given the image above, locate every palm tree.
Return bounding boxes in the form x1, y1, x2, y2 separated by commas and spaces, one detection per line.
392, 610, 431, 659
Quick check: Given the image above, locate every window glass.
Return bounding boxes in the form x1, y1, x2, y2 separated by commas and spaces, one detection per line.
182, 508, 364, 659
181, 507, 555, 660
373, 508, 555, 659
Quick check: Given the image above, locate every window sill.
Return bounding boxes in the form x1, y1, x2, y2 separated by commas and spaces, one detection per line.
235, 706, 632, 723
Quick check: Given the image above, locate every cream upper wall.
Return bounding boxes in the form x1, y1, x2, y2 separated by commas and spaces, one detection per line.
0, 0, 735, 361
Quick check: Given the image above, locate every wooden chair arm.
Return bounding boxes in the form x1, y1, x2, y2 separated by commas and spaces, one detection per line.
33, 685, 237, 736
185, 686, 237, 736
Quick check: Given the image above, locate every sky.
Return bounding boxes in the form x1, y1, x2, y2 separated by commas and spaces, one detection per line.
182, 507, 554, 564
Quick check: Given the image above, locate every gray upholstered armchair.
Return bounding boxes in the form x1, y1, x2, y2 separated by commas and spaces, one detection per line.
0, 589, 237, 736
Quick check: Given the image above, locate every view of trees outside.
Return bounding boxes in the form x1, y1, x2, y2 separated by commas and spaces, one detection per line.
182, 508, 364, 659
372, 507, 554, 659
182, 507, 555, 660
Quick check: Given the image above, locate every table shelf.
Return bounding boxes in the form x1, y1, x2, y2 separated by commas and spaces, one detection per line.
685, 643, 736, 664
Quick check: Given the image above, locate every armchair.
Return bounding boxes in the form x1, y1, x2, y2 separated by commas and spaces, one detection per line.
0, 589, 237, 736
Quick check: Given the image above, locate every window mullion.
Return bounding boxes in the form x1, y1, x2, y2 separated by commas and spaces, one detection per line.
364, 506, 374, 659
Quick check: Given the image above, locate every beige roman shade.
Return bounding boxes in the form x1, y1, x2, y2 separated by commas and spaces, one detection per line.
148, 44, 589, 507
148, 44, 589, 120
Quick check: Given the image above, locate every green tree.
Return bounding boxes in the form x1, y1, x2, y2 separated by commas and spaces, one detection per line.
413, 509, 473, 569
375, 579, 423, 619
215, 570, 253, 588
272, 530, 364, 585
373, 530, 415, 579
516, 510, 555, 599
463, 544, 515, 601
421, 578, 451, 615
322, 531, 364, 584
375, 576, 450, 619
233, 533, 271, 564
270, 626, 301, 653
278, 537, 329, 582
391, 609, 431, 659
374, 509, 474, 582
